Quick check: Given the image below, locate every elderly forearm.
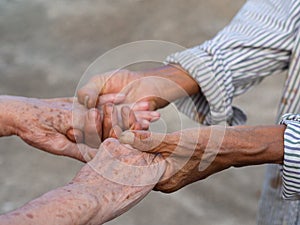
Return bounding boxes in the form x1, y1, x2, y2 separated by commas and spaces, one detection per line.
0, 183, 101, 225
0, 176, 154, 225
220, 125, 285, 167
0, 96, 17, 137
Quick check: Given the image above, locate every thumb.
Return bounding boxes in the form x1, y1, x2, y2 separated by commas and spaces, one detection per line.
50, 133, 97, 162
119, 130, 167, 153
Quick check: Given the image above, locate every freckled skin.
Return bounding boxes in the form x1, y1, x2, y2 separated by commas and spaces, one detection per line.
26, 214, 33, 219
0, 139, 166, 225
0, 96, 92, 161
0, 95, 164, 224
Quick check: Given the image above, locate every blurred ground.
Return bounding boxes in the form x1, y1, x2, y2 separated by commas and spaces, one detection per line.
0, 1, 286, 225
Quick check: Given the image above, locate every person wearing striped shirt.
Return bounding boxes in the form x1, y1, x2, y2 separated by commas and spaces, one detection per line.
78, 0, 300, 224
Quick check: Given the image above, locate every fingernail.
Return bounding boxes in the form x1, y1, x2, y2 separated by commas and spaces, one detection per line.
119, 131, 135, 144
88, 109, 98, 120
84, 96, 89, 107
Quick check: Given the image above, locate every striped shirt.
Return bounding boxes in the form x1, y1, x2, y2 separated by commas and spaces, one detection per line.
166, 0, 300, 224
281, 114, 300, 200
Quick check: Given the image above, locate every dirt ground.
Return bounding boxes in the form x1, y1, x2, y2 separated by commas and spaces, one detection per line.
0, 1, 286, 225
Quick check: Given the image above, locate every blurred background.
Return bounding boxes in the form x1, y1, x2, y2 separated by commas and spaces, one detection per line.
0, 1, 286, 224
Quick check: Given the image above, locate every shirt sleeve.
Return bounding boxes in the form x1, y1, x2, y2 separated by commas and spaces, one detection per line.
280, 113, 300, 200
166, 0, 298, 125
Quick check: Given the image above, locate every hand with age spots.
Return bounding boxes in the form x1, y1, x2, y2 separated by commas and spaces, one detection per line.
0, 139, 166, 225
0, 95, 158, 161
0, 96, 98, 161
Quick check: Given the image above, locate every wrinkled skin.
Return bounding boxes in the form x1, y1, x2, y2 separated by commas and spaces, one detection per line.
119, 127, 232, 193
0, 96, 98, 161
77, 69, 169, 111
0, 139, 166, 225
0, 96, 160, 161
76, 139, 166, 224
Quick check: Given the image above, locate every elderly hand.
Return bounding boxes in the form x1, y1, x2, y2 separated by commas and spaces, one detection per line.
0, 139, 166, 225
119, 127, 232, 193
77, 65, 199, 111
119, 125, 285, 193
0, 95, 158, 161
77, 69, 167, 111
72, 138, 166, 224
0, 96, 100, 161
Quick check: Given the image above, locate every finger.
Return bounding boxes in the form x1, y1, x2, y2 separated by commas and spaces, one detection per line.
77, 77, 102, 108
84, 109, 102, 148
102, 103, 118, 140
81, 91, 99, 109
109, 125, 123, 139
131, 101, 150, 111
97, 93, 125, 106
140, 120, 150, 130
134, 111, 160, 122
119, 130, 167, 152
76, 143, 98, 162
130, 121, 142, 131
49, 134, 97, 162
121, 106, 152, 130
66, 128, 84, 143
121, 106, 137, 130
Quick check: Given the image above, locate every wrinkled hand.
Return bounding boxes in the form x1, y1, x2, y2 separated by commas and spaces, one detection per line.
119, 127, 232, 193
1, 96, 99, 161
0, 138, 166, 225
77, 69, 172, 111
72, 138, 166, 223
0, 95, 160, 161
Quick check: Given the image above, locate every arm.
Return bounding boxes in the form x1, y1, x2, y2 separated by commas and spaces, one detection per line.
77, 65, 199, 111
0, 139, 166, 225
165, 0, 298, 125
78, 0, 298, 125
119, 124, 285, 193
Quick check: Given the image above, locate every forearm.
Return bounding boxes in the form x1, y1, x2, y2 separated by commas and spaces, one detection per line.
0, 96, 18, 137
0, 178, 150, 225
218, 125, 285, 167
142, 64, 200, 99
186, 125, 285, 185
0, 183, 101, 225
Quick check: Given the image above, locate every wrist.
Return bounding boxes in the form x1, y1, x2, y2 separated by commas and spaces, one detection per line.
0, 96, 19, 136
141, 64, 200, 104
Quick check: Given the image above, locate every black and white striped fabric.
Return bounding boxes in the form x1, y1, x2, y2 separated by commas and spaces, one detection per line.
166, 0, 300, 217
166, 0, 299, 125
281, 114, 300, 199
